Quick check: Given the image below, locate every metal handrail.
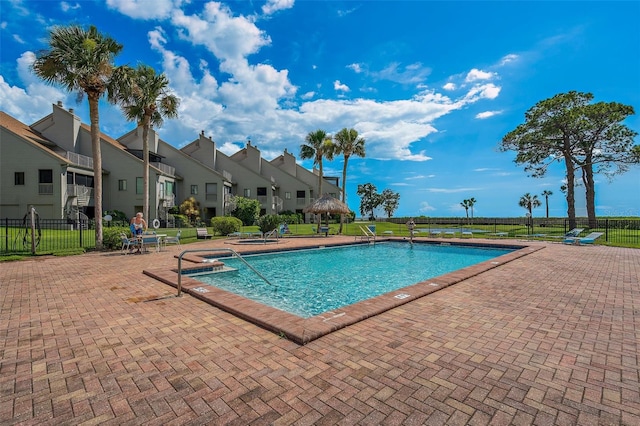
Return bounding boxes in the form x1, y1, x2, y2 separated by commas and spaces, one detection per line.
177, 248, 275, 297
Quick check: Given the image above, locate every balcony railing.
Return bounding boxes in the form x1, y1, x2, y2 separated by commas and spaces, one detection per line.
38, 183, 54, 195
257, 195, 267, 204
151, 162, 175, 176
206, 194, 218, 201
64, 152, 93, 168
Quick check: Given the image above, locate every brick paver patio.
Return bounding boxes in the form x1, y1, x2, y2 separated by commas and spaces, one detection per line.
1, 237, 638, 425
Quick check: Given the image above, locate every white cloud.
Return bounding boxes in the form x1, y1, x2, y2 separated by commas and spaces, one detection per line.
405, 175, 433, 180
465, 68, 495, 82
61, 2, 81, 12
419, 202, 436, 212
262, 0, 295, 16
347, 63, 363, 73
0, 52, 71, 123
463, 83, 501, 101
424, 187, 482, 193
12, 34, 25, 44
106, 0, 175, 20
334, 80, 350, 92
442, 82, 456, 91
475, 110, 502, 119
499, 54, 518, 65
301, 91, 315, 100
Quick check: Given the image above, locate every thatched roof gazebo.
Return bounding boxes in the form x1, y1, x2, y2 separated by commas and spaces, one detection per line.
303, 194, 350, 233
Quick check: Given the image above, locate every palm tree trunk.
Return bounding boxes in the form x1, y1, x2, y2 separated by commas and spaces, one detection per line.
338, 157, 349, 234
316, 160, 323, 233
142, 119, 150, 225
89, 95, 103, 249
545, 197, 549, 218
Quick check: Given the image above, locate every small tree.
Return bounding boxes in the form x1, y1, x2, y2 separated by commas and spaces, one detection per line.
256, 214, 282, 236
231, 197, 261, 226
460, 199, 471, 224
179, 196, 200, 225
541, 190, 553, 219
519, 193, 541, 232
380, 189, 400, 219
357, 183, 382, 220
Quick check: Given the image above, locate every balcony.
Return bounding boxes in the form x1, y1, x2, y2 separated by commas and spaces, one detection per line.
206, 193, 218, 202
64, 152, 93, 168
151, 162, 175, 176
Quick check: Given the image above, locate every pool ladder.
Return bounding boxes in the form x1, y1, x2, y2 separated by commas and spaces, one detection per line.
176, 248, 275, 297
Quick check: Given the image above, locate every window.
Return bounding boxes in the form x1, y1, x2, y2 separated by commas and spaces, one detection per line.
257, 187, 267, 196
118, 180, 127, 191
136, 177, 143, 194
244, 188, 251, 197
38, 169, 53, 194
296, 190, 305, 198
206, 183, 217, 201
285, 191, 291, 200
39, 169, 53, 184
190, 185, 198, 195
165, 181, 175, 197
14, 172, 25, 185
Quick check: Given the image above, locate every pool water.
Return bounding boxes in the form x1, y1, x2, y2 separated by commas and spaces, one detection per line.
192, 242, 512, 318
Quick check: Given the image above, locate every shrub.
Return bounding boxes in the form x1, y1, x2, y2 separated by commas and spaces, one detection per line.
103, 226, 130, 250
256, 214, 282, 235
211, 216, 243, 236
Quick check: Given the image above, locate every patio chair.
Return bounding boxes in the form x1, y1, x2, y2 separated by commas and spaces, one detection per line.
120, 233, 139, 254
563, 232, 604, 245
164, 230, 181, 247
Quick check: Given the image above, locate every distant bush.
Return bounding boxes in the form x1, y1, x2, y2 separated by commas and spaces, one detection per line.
211, 216, 242, 236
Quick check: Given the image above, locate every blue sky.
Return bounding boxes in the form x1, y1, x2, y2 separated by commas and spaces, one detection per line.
1, 0, 639, 218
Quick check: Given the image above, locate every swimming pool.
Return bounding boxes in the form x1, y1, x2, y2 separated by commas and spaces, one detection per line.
190, 241, 513, 318
144, 239, 539, 343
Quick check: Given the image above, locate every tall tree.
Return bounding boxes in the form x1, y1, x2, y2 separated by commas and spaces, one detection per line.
300, 129, 334, 231
380, 189, 400, 219
118, 64, 180, 222
357, 183, 382, 220
570, 100, 637, 227
333, 128, 366, 233
541, 190, 553, 218
460, 199, 471, 224
32, 25, 128, 249
519, 193, 541, 232
468, 197, 477, 220
500, 91, 638, 229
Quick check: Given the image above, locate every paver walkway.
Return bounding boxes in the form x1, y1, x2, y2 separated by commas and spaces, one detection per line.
1, 237, 638, 425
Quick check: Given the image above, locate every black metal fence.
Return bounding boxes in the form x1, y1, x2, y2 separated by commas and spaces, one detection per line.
386, 217, 640, 246
2, 216, 639, 255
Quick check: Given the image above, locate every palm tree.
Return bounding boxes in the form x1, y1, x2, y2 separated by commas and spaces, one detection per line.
300, 130, 334, 231
32, 25, 128, 249
333, 128, 365, 233
541, 190, 553, 219
118, 64, 180, 222
468, 197, 477, 221
461, 199, 471, 224
519, 193, 542, 233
